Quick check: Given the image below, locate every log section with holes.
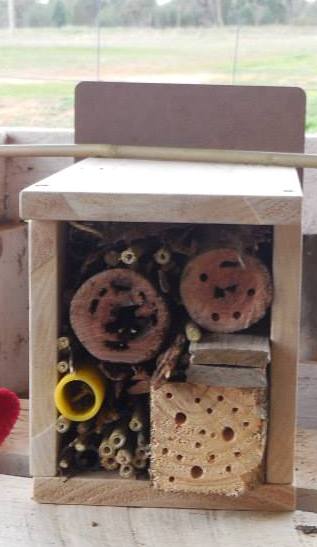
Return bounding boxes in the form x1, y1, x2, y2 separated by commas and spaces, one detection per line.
180, 249, 272, 334
70, 268, 170, 363
151, 368, 268, 497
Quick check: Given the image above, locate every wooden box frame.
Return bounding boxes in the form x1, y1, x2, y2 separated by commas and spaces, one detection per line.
20, 155, 302, 511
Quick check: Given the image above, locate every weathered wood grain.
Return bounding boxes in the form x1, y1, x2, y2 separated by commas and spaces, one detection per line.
2, 477, 316, 547
33, 475, 294, 511
0, 222, 28, 393
20, 158, 302, 225
267, 225, 302, 484
186, 364, 267, 388
29, 220, 62, 477
190, 334, 270, 368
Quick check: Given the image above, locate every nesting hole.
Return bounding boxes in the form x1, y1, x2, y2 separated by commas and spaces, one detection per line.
169, 476, 175, 483
191, 465, 203, 479
243, 421, 250, 427
175, 412, 187, 426
166, 392, 173, 399
233, 311, 241, 320
199, 429, 206, 435
225, 465, 232, 473
247, 288, 256, 296
207, 407, 213, 414
176, 454, 183, 461
194, 397, 201, 404
234, 451, 241, 458
210, 432, 216, 438
162, 448, 168, 455
195, 442, 201, 448
200, 273, 208, 282
222, 427, 235, 442
220, 260, 240, 268
211, 313, 220, 321
208, 454, 215, 462
232, 407, 239, 413
217, 395, 224, 402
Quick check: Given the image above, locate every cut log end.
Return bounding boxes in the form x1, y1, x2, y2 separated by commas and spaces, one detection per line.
70, 268, 170, 363
180, 248, 272, 334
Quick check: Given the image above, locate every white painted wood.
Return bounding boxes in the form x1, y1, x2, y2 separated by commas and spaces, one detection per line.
20, 158, 302, 224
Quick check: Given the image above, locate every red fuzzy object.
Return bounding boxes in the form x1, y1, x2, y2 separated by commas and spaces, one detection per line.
0, 388, 20, 445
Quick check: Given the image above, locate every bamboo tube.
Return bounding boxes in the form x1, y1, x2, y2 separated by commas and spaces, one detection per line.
109, 426, 128, 450
154, 247, 172, 266
115, 448, 133, 465
1, 142, 317, 168
56, 360, 69, 374
99, 438, 115, 458
128, 406, 144, 432
55, 415, 72, 434
132, 455, 147, 470
135, 445, 151, 460
119, 463, 135, 479
100, 456, 119, 471
57, 336, 70, 352
185, 321, 202, 343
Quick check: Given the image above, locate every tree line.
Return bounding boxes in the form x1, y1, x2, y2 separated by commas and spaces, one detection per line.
1, 0, 317, 28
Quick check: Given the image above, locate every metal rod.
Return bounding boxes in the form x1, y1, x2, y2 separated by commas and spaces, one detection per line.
0, 143, 317, 168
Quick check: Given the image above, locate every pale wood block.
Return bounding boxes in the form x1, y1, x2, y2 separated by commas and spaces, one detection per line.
0, 399, 29, 476
0, 222, 28, 393
151, 382, 267, 497
186, 364, 267, 388
20, 158, 302, 225
190, 334, 270, 368
33, 475, 294, 511
5, 128, 73, 221
267, 224, 302, 484
30, 220, 62, 477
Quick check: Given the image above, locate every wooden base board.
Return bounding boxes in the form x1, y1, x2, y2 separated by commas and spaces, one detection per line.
33, 476, 295, 511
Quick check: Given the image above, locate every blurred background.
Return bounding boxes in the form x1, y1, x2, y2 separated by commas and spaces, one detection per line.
0, 0, 316, 130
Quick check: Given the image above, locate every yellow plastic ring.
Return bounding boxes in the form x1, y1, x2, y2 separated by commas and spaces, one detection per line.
54, 365, 106, 422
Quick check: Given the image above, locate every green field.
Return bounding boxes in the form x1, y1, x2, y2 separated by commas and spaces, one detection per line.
0, 26, 316, 130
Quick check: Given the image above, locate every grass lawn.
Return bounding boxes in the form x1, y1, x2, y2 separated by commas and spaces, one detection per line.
0, 26, 316, 130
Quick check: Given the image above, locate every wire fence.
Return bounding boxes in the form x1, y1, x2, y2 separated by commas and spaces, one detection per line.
0, 20, 316, 130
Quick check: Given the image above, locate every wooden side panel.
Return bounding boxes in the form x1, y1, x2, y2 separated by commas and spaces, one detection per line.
29, 220, 61, 477
0, 222, 28, 393
33, 476, 295, 511
267, 225, 302, 484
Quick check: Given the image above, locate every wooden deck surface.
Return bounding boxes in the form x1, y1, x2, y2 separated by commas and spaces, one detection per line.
1, 403, 317, 546
1, 473, 317, 547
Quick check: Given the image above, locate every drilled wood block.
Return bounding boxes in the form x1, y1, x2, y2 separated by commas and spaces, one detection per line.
151, 382, 267, 497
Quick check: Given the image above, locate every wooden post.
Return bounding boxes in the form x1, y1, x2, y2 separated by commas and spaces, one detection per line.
266, 225, 302, 484
30, 220, 62, 477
